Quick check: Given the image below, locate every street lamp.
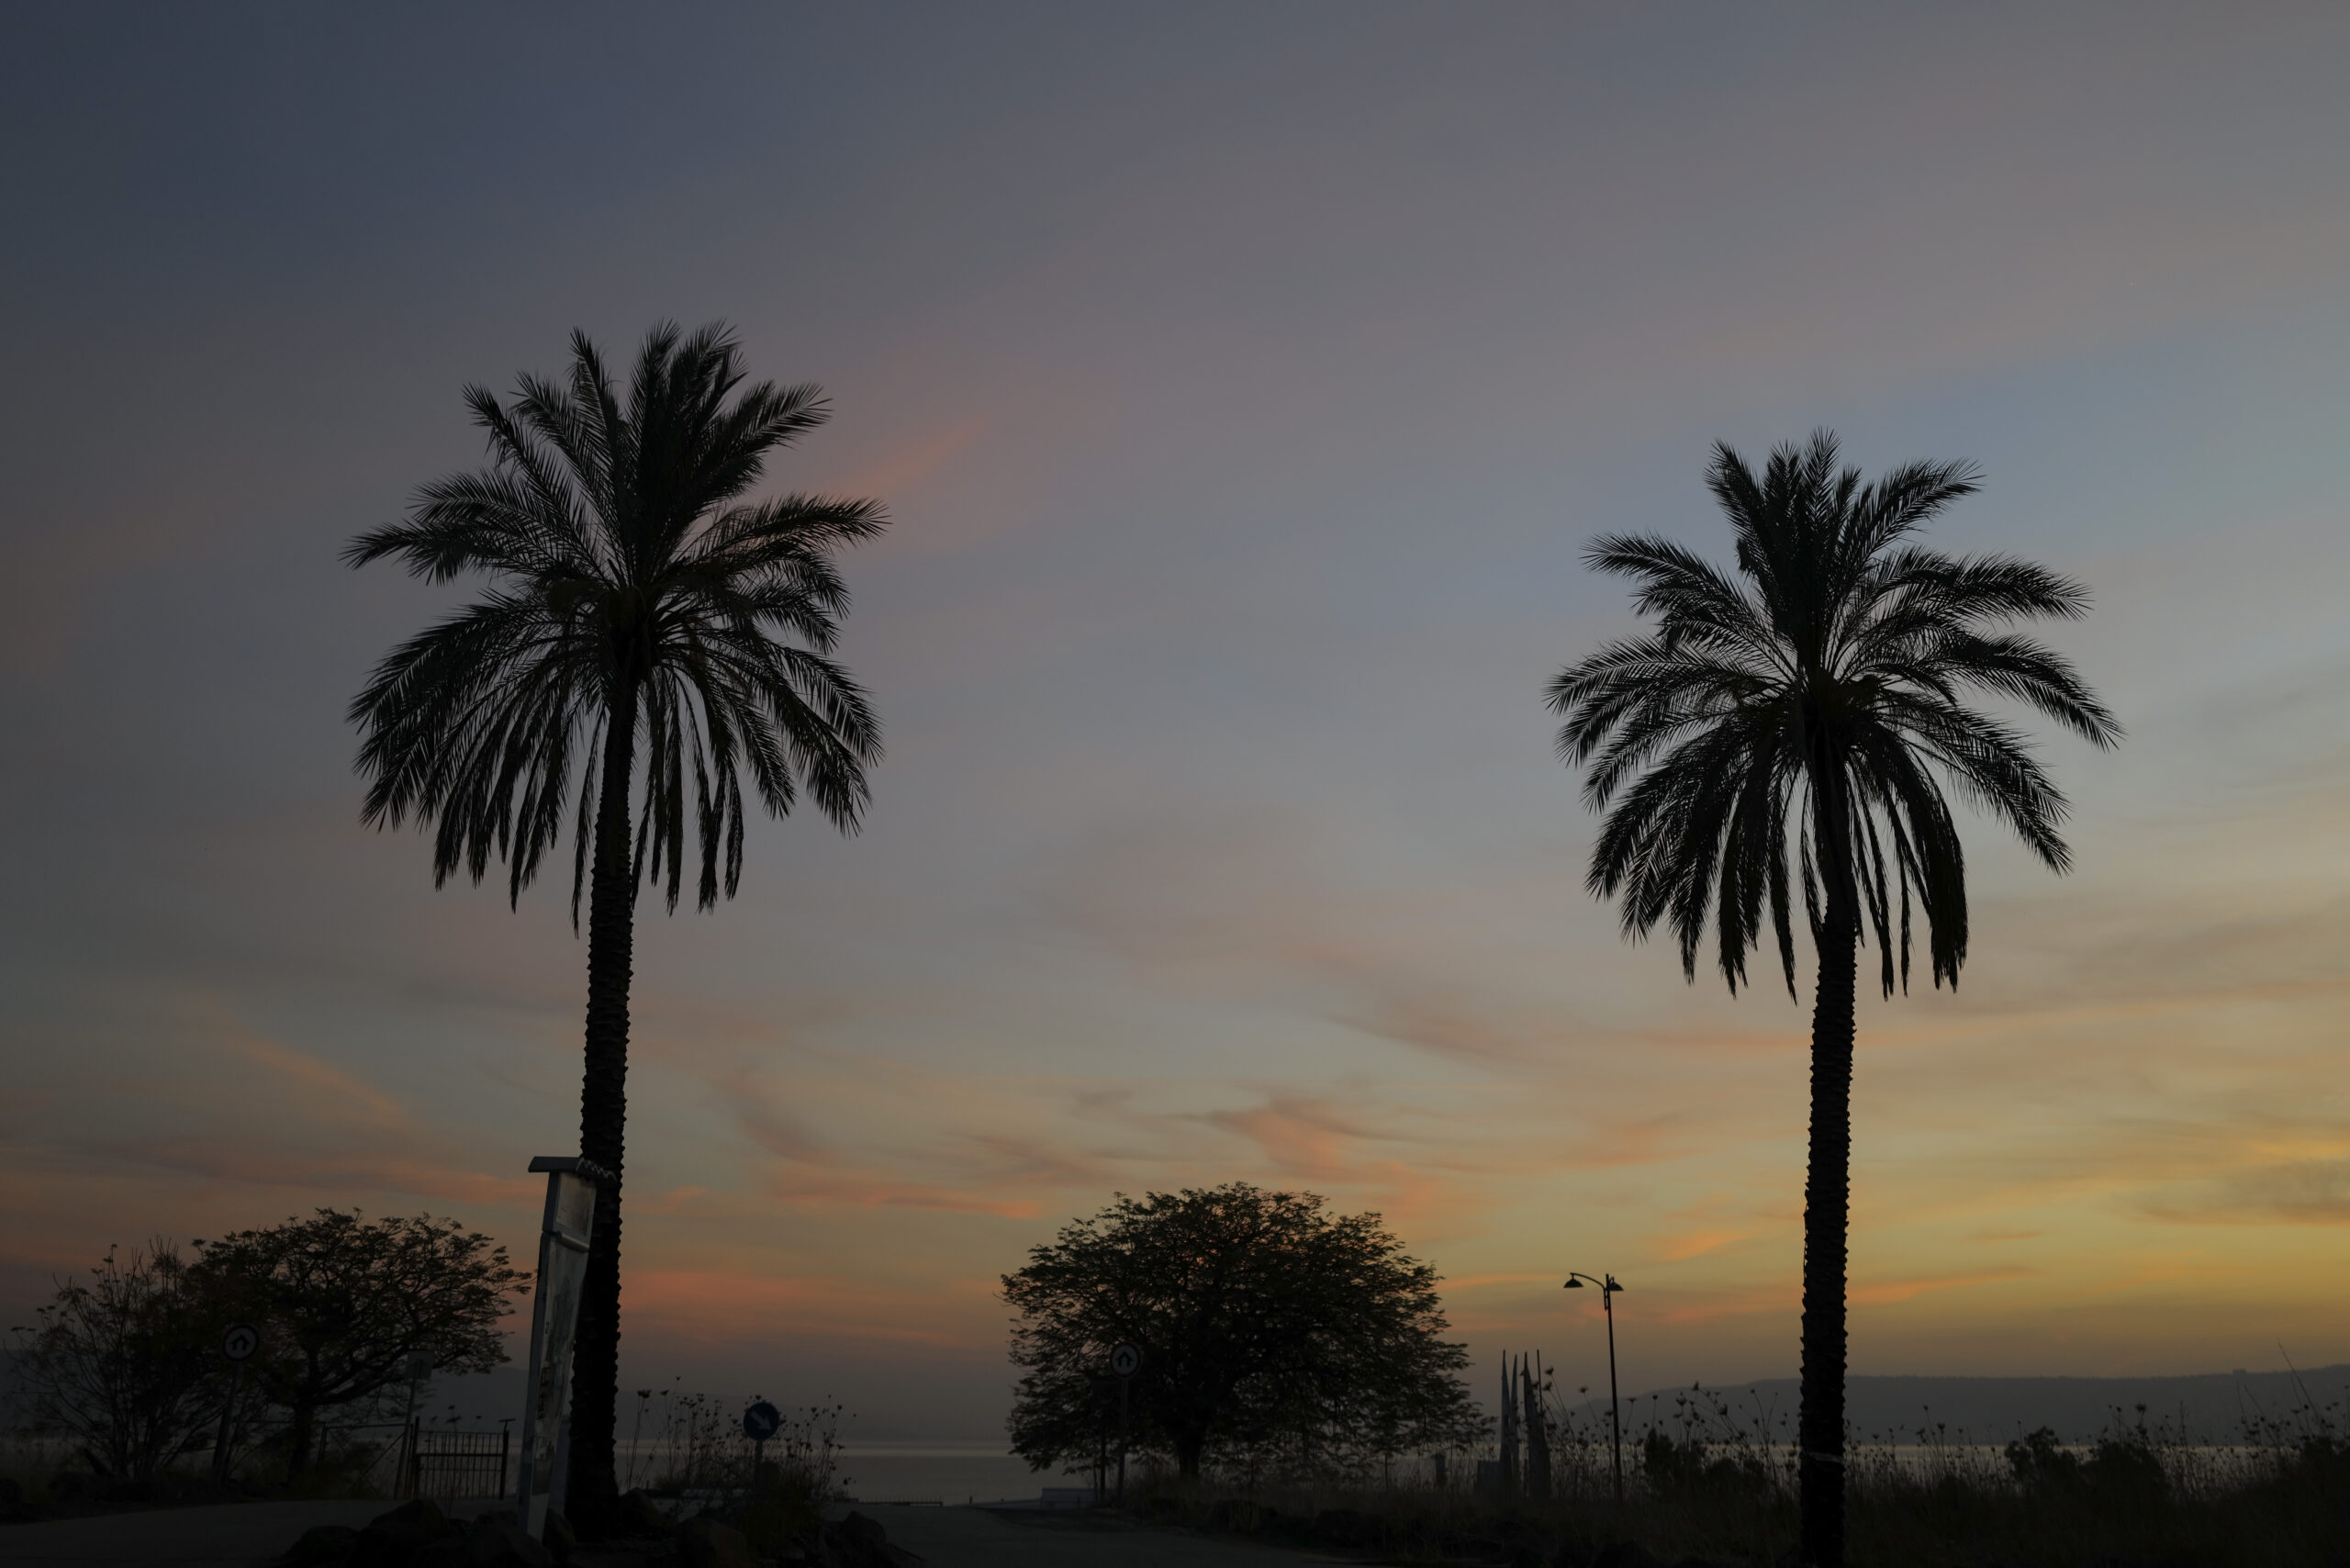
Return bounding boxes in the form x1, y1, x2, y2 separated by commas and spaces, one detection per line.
1563, 1271, 1625, 1506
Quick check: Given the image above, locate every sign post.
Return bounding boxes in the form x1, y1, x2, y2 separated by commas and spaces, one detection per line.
210, 1323, 261, 1486
743, 1400, 781, 1483
398, 1350, 433, 1497
515, 1156, 610, 1540
1108, 1342, 1141, 1506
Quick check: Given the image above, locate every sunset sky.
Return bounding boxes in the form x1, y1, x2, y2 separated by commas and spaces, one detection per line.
6, 4, 2349, 1439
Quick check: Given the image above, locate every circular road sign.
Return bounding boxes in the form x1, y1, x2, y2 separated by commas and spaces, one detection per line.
221, 1323, 262, 1362
1109, 1342, 1142, 1379
743, 1400, 782, 1442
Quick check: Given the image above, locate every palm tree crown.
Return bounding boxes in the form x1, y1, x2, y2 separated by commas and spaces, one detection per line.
348, 320, 882, 910
1550, 431, 2119, 999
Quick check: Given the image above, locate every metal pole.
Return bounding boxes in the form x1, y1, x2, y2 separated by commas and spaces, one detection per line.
1094, 1379, 1108, 1504
210, 1362, 246, 1487
401, 1370, 426, 1498
1117, 1375, 1130, 1506
1604, 1283, 1622, 1507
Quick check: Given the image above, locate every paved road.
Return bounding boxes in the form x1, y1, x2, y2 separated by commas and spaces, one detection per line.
849, 1505, 1345, 1567
0, 1499, 509, 1566
0, 1499, 1336, 1568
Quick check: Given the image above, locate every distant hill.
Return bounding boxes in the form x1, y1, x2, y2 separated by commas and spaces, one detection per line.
1569, 1365, 2350, 1445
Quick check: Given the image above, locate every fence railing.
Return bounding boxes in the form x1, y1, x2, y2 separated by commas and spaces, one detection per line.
397, 1424, 512, 1502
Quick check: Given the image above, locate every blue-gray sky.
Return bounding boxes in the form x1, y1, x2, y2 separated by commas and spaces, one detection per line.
6, 3, 2350, 1438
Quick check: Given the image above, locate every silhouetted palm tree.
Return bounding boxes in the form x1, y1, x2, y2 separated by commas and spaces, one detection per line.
1546, 433, 2117, 1567
348, 321, 884, 1522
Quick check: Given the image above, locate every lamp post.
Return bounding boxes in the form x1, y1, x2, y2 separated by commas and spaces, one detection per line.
1563, 1271, 1625, 1506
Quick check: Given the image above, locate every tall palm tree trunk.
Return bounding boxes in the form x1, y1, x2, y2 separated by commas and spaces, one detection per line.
1796, 750, 1859, 1568
566, 680, 638, 1526
1798, 899, 1857, 1568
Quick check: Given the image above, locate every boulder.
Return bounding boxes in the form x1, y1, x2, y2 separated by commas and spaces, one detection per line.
677, 1517, 758, 1568
281, 1524, 364, 1565
820, 1510, 923, 1567
366, 1498, 453, 1554
541, 1510, 575, 1564
1593, 1544, 1662, 1568
413, 1518, 553, 1568
614, 1489, 673, 1537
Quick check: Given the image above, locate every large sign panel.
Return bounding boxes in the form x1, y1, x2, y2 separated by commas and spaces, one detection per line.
515, 1158, 603, 1540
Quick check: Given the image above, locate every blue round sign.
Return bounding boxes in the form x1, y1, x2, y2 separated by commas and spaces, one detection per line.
744, 1400, 781, 1441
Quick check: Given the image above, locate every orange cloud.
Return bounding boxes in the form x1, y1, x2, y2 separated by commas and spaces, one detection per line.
622, 1269, 978, 1348
216, 1026, 410, 1134
1657, 1229, 1752, 1263
765, 1170, 1039, 1218
843, 413, 987, 503
1445, 1272, 1566, 1292
1202, 1096, 1366, 1179
1849, 1269, 2031, 1307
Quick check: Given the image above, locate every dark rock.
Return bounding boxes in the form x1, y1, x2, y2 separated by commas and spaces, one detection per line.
819, 1510, 923, 1568
415, 1517, 553, 1568
542, 1510, 575, 1564
1594, 1544, 1662, 1568
281, 1524, 364, 1565
367, 1498, 453, 1553
676, 1516, 757, 1568
614, 1490, 671, 1538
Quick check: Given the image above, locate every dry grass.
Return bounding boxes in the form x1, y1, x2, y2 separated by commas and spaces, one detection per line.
1111, 1395, 2350, 1567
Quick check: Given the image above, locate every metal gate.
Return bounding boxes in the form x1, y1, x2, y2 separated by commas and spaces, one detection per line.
403, 1425, 512, 1501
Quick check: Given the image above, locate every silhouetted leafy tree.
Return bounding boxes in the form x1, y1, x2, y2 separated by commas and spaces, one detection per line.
190, 1209, 523, 1479
347, 322, 884, 1520
1547, 433, 2118, 1567
1004, 1184, 1485, 1483
15, 1243, 223, 1483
